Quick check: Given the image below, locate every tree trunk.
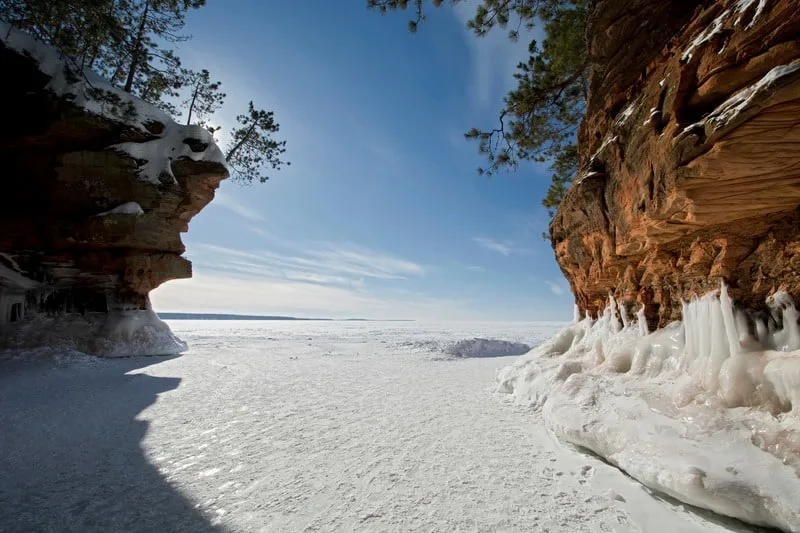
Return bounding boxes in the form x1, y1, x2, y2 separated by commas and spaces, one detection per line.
124, 0, 150, 93
225, 122, 257, 162
186, 84, 199, 125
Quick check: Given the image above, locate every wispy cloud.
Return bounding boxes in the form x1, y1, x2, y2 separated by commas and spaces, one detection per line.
474, 237, 531, 256
192, 241, 425, 283
452, 2, 544, 111
545, 281, 567, 296
474, 237, 513, 256
150, 237, 459, 318
466, 265, 486, 272
210, 190, 266, 223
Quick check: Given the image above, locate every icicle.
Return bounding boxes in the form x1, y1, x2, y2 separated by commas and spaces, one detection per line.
637, 306, 649, 337
755, 316, 769, 347
608, 294, 622, 333
620, 303, 631, 329
719, 282, 741, 356
769, 292, 800, 351
573, 304, 582, 324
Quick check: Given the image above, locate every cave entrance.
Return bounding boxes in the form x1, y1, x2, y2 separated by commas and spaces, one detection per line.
9, 302, 22, 322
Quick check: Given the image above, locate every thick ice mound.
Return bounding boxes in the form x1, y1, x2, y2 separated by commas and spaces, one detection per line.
498, 286, 800, 532
0, 309, 187, 358
446, 338, 531, 358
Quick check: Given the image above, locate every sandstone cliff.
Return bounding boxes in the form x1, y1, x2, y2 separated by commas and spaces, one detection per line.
553, 0, 800, 329
0, 24, 228, 355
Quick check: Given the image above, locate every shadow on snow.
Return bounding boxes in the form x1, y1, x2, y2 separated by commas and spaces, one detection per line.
0, 354, 225, 533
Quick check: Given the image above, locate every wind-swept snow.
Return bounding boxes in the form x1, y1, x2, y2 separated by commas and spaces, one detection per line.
0, 321, 767, 532
498, 286, 800, 531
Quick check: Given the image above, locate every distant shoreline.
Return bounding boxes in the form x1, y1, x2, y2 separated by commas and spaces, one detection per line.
157, 312, 414, 322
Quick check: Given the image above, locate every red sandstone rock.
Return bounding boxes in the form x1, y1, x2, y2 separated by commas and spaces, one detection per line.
0, 32, 228, 319
553, 0, 800, 329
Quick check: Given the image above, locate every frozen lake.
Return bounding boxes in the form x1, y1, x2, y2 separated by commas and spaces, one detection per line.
0, 321, 769, 532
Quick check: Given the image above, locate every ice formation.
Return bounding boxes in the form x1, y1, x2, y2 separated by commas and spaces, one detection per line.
1, 308, 187, 358
0, 252, 187, 357
498, 283, 800, 531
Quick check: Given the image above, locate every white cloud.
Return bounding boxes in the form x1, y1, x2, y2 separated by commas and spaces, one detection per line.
545, 281, 567, 296
474, 237, 531, 256
466, 265, 486, 272
210, 190, 266, 223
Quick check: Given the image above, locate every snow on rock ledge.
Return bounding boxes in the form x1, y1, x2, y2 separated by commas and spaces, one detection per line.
498, 285, 800, 531
0, 24, 228, 356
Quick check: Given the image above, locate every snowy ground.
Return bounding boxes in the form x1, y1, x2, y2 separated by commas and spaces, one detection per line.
0, 321, 774, 532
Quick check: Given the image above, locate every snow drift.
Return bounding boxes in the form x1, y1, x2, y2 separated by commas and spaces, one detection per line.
445, 338, 531, 358
498, 284, 800, 531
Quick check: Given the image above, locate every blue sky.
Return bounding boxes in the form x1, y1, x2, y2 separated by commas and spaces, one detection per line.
149, 0, 573, 321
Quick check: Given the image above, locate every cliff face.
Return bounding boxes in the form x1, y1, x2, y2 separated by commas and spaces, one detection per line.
0, 26, 227, 353
553, 0, 800, 328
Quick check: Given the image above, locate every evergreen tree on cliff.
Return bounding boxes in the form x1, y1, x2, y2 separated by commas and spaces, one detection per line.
181, 68, 226, 129
0, 0, 204, 113
1, 0, 290, 185
225, 102, 289, 184
368, 0, 588, 216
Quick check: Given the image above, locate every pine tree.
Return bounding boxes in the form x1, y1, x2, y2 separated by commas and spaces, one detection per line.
2, 0, 290, 187
121, 0, 204, 93
0, 0, 129, 69
368, 0, 588, 216
0, 0, 202, 112
225, 102, 289, 184
181, 68, 226, 127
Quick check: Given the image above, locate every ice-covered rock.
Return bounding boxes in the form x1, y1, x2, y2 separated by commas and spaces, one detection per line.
499, 284, 800, 531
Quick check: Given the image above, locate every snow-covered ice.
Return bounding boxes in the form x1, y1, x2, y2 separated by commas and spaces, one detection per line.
0, 320, 773, 532
0, 321, 780, 533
